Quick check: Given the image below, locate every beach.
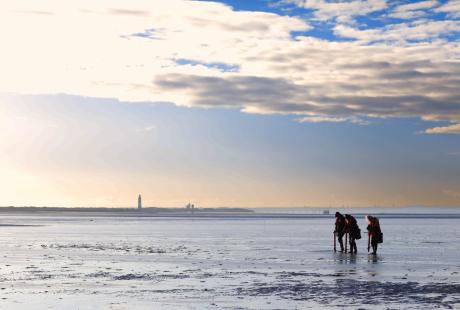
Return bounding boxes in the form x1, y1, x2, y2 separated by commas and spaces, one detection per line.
0, 210, 458, 309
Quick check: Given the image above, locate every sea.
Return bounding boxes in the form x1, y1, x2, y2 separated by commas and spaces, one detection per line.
0, 207, 458, 309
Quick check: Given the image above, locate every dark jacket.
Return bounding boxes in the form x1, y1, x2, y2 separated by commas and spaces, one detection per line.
334, 213, 345, 236
367, 217, 383, 243
345, 214, 361, 239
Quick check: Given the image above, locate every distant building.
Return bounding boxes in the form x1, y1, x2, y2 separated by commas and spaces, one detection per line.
185, 203, 195, 213
138, 194, 142, 209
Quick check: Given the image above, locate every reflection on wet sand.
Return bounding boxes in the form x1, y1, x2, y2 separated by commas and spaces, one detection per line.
368, 254, 380, 264
0, 216, 458, 309
333, 252, 357, 264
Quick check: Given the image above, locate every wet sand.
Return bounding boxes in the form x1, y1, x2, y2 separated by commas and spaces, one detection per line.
0, 215, 458, 309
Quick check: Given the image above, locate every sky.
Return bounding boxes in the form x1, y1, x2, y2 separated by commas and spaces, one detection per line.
0, 0, 459, 208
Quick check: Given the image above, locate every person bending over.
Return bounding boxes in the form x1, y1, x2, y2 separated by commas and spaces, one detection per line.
345, 214, 361, 254
366, 215, 383, 255
334, 212, 346, 252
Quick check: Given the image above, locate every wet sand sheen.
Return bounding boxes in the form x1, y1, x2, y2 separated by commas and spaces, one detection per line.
0, 215, 458, 309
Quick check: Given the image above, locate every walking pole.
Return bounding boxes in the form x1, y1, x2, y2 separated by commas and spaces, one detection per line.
333, 232, 336, 252
367, 233, 371, 253
344, 232, 348, 253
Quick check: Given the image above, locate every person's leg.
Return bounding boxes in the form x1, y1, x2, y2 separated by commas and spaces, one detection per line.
338, 233, 344, 252
349, 236, 355, 253
371, 241, 377, 254
353, 238, 357, 253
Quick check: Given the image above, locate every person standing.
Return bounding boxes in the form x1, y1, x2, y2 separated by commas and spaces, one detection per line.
366, 215, 383, 255
334, 212, 346, 252
345, 214, 361, 254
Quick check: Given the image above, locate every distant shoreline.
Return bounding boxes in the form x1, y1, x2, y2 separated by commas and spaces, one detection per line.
0, 206, 253, 214
0, 206, 256, 220
0, 206, 458, 219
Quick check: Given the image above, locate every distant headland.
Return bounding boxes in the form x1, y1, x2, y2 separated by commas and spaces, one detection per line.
0, 206, 254, 217
0, 206, 458, 219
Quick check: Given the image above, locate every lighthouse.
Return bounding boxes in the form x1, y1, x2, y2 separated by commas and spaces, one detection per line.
138, 194, 142, 209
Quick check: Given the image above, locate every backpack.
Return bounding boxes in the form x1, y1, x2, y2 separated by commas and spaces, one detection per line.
377, 232, 383, 243
355, 228, 361, 240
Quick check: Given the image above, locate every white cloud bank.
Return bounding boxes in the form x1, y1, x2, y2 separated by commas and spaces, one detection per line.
1, 0, 460, 133
436, 0, 460, 18
426, 123, 460, 134
388, 0, 438, 19
284, 0, 387, 22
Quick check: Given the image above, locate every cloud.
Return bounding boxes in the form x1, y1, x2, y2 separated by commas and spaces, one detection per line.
436, 0, 460, 18
283, 0, 387, 22
0, 0, 460, 134
140, 125, 156, 132
388, 1, 438, 19
108, 8, 151, 16
152, 41, 460, 132
425, 123, 460, 134
443, 189, 460, 198
174, 59, 240, 73
297, 116, 369, 125
334, 20, 460, 43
